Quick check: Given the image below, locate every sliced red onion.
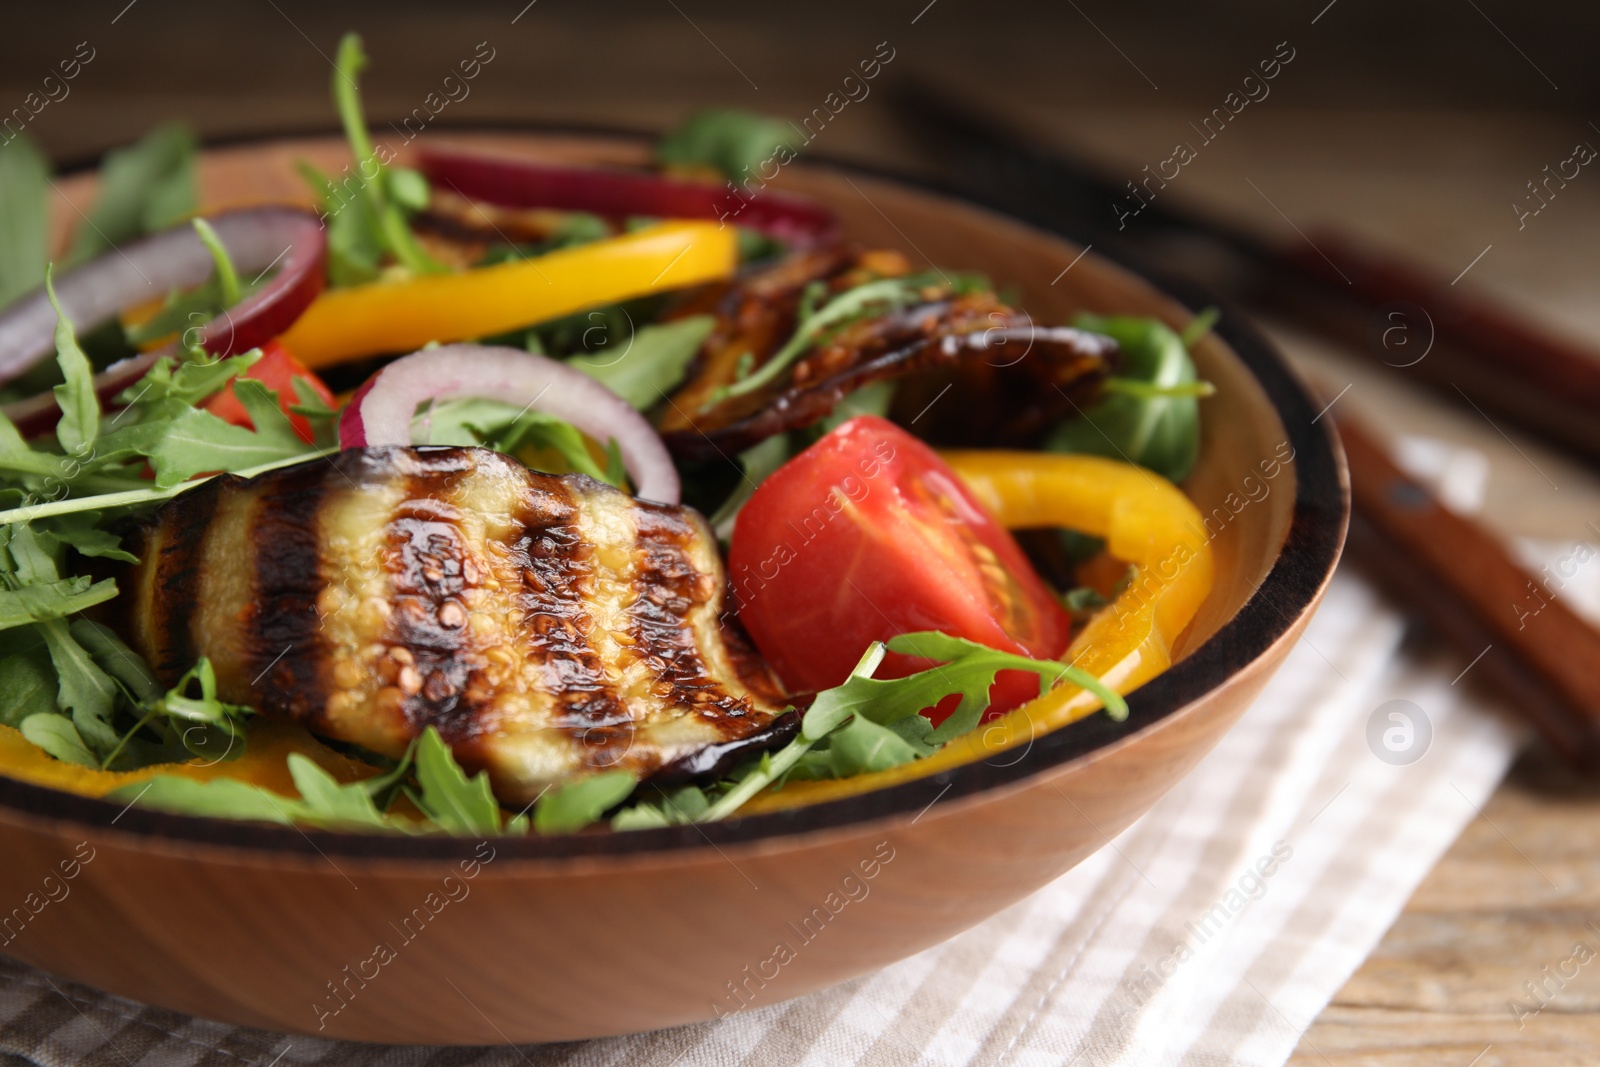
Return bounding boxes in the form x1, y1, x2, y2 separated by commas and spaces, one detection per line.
418, 146, 841, 248
0, 206, 326, 437
339, 344, 682, 505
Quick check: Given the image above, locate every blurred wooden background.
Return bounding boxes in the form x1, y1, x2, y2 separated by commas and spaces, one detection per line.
5, 2, 1600, 1063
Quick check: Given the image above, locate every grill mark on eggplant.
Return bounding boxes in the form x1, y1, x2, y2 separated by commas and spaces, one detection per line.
384, 460, 479, 743
512, 476, 636, 766
629, 504, 755, 734
246, 460, 331, 722
145, 485, 217, 679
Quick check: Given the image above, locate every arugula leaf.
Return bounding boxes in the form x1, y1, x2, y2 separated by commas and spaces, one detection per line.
35, 513, 138, 564
0, 134, 49, 308
190, 217, 241, 308
3, 523, 62, 583
709, 433, 793, 541
657, 109, 796, 182
815, 379, 896, 437
694, 635, 1128, 824
0, 647, 58, 729
416, 399, 626, 489
19, 713, 96, 767
68, 122, 197, 264
111, 775, 306, 825
289, 378, 340, 449
287, 755, 390, 827
710, 277, 927, 406
0, 578, 118, 631
825, 712, 941, 779
0, 451, 326, 528
300, 160, 384, 287
535, 769, 640, 835
69, 619, 159, 702
38, 617, 119, 755
117, 350, 261, 409
45, 269, 99, 456
569, 315, 715, 410
886, 630, 1127, 740
148, 657, 254, 762
409, 728, 503, 834
143, 401, 313, 487
610, 782, 711, 830
1046, 314, 1207, 484
328, 34, 442, 277
103, 726, 514, 833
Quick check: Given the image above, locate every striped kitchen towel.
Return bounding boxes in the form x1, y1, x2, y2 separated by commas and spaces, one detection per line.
0, 441, 1569, 1067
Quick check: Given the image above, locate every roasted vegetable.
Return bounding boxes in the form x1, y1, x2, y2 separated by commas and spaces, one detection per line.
121, 445, 793, 805
657, 247, 1116, 458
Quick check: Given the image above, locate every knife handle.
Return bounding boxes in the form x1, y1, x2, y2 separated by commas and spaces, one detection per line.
1338, 412, 1600, 764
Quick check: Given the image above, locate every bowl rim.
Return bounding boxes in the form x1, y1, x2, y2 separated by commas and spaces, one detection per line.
0, 128, 1349, 862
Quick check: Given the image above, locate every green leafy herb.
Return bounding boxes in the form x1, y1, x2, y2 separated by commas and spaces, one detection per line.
70, 619, 158, 701
38, 617, 119, 755
325, 34, 442, 278
190, 218, 241, 308
110, 769, 390, 829
105, 726, 531, 834
19, 713, 96, 767
708, 433, 792, 542
142, 379, 317, 486
68, 123, 197, 264
414, 398, 626, 489
45, 268, 99, 457
815, 379, 896, 437
0, 647, 58, 729
610, 782, 712, 830
535, 769, 640, 834
657, 109, 796, 183
694, 633, 1127, 824
1062, 585, 1112, 613
408, 728, 504, 834
0, 577, 118, 631
569, 314, 715, 410
709, 277, 928, 407
0, 134, 49, 308
1045, 312, 1214, 484
301, 160, 384, 287
142, 658, 254, 763
289, 378, 340, 450
1179, 306, 1221, 348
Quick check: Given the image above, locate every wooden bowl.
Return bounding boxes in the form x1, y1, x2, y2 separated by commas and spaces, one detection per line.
0, 134, 1347, 1044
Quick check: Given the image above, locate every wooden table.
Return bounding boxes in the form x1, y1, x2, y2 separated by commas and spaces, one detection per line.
5, 4, 1600, 1061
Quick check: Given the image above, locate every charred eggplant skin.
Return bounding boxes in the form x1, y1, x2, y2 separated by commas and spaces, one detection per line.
658, 247, 1116, 459
123, 446, 791, 804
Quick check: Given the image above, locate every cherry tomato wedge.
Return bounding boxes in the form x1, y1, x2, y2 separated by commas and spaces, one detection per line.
203, 341, 335, 445
730, 416, 1071, 720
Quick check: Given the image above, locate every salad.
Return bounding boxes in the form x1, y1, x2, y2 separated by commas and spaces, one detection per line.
0, 36, 1215, 835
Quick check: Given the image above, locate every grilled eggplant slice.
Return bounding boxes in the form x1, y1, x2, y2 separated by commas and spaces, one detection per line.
122, 446, 792, 806
657, 246, 1116, 459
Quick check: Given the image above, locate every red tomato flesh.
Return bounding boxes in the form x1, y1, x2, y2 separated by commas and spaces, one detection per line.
729, 416, 1071, 723
202, 341, 335, 445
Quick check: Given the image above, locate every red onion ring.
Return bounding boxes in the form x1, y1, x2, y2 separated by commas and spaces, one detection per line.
339, 344, 682, 505
418, 147, 841, 248
0, 206, 326, 437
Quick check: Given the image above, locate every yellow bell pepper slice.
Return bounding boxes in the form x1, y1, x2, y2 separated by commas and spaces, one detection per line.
743, 450, 1214, 811
0, 720, 382, 800
278, 220, 738, 368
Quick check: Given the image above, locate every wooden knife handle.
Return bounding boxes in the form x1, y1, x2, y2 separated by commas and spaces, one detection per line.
1337, 412, 1600, 765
